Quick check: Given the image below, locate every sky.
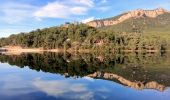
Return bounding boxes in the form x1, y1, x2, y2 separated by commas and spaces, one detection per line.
0, 0, 170, 38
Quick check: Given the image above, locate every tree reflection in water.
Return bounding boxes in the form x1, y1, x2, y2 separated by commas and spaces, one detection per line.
0, 52, 170, 91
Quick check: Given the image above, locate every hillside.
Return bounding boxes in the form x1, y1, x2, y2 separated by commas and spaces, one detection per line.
86, 8, 169, 28
0, 8, 170, 52
102, 12, 170, 33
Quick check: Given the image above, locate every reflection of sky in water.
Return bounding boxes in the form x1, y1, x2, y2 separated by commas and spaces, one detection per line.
0, 63, 169, 100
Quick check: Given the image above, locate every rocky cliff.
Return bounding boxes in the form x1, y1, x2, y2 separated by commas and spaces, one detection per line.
86, 8, 169, 27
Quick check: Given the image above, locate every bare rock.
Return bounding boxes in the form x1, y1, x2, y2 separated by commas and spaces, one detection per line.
86, 8, 169, 27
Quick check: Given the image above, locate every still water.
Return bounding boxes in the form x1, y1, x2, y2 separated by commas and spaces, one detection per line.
0, 52, 169, 100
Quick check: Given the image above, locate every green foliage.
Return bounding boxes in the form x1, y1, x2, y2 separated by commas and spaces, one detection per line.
0, 20, 169, 52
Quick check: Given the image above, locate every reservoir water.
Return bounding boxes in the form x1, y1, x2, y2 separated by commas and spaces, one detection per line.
0, 52, 169, 100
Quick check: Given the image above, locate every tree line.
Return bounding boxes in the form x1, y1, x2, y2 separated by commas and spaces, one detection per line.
0, 23, 168, 52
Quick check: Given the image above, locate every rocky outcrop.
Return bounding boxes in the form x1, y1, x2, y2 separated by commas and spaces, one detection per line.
86, 8, 169, 27
87, 71, 166, 92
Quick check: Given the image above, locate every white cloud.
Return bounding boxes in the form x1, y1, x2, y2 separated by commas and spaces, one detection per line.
34, 0, 94, 19
101, 0, 108, 3
34, 3, 69, 19
72, 0, 94, 7
33, 80, 87, 95
71, 7, 88, 15
82, 17, 95, 23
0, 75, 36, 96
0, 3, 37, 23
0, 0, 95, 24
98, 6, 111, 12
33, 79, 94, 100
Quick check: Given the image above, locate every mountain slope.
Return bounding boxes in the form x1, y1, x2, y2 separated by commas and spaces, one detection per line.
86, 8, 169, 28
103, 13, 170, 33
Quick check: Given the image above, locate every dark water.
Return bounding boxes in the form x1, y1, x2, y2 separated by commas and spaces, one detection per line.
0, 52, 170, 100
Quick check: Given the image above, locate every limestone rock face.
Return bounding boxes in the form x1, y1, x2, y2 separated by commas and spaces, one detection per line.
86, 8, 169, 27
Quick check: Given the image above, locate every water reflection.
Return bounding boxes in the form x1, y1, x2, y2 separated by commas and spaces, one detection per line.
88, 71, 166, 91
0, 52, 170, 92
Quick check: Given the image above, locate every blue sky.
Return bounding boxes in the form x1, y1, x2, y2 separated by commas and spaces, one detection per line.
0, 0, 170, 37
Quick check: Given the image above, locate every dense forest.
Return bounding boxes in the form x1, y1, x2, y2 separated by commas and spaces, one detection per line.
0, 23, 169, 52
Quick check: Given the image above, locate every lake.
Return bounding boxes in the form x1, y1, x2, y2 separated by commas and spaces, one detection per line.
0, 52, 169, 100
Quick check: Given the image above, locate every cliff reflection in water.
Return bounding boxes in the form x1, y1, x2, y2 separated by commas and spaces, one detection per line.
0, 52, 170, 92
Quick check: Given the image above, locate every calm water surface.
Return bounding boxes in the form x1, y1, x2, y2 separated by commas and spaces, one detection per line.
0, 52, 169, 100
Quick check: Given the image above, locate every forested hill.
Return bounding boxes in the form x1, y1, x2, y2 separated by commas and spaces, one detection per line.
1, 8, 170, 52
0, 24, 99, 49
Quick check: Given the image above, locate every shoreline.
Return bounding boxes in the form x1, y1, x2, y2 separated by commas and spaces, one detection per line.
0, 46, 64, 55
0, 46, 162, 55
